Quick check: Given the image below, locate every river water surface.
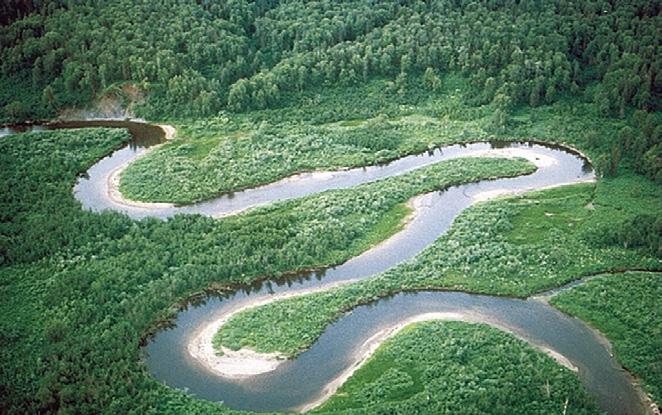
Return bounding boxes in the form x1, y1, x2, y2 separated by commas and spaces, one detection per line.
4, 121, 646, 414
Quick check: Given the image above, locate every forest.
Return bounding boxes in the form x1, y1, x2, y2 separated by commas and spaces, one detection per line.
0, 1, 660, 182
1, 1, 661, 414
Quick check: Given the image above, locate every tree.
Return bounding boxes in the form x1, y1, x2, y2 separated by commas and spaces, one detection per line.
604, 145, 622, 177
618, 126, 635, 151
227, 79, 250, 112
3, 101, 26, 120
640, 145, 662, 183
42, 85, 56, 110
489, 93, 512, 133
423, 67, 442, 91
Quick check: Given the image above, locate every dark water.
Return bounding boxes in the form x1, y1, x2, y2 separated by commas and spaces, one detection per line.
3, 121, 645, 414
1, 124, 49, 136
0, 120, 164, 147
54, 119, 166, 148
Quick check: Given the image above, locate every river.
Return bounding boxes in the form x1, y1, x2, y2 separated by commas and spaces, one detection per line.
3, 120, 646, 414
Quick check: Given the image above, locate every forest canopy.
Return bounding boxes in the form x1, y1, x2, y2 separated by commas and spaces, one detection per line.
1, 0, 660, 119
1, 1, 660, 182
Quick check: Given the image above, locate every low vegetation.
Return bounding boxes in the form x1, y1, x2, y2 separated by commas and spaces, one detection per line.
215, 180, 662, 357
313, 321, 599, 414
121, 74, 660, 204
551, 272, 662, 406
119, 76, 490, 203
0, 128, 534, 414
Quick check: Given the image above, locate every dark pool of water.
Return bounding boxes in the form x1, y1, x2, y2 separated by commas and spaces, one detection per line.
0, 119, 165, 147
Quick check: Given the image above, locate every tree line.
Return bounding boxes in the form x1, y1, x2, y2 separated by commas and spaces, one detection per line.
1, 1, 659, 181
1, 1, 659, 118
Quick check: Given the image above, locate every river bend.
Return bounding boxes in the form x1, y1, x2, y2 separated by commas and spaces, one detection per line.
4, 120, 646, 414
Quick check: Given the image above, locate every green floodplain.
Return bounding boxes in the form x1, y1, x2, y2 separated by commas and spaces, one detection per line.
1, 1, 661, 414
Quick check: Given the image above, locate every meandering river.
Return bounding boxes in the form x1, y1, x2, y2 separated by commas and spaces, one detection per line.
4, 120, 647, 414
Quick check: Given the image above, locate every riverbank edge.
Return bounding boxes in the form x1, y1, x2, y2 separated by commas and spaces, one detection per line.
297, 313, 578, 413
189, 179, 596, 377
107, 123, 177, 209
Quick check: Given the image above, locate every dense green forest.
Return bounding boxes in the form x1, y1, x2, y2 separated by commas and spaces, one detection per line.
1, 1, 660, 182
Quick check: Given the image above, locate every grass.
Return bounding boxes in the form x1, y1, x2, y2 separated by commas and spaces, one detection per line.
313, 321, 599, 414
551, 272, 662, 406
347, 202, 411, 254
506, 186, 593, 245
